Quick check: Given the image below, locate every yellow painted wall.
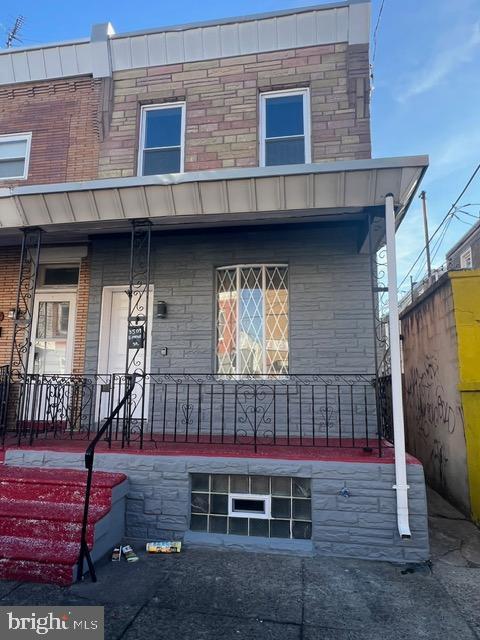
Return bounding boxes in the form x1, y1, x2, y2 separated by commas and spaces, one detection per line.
451, 270, 480, 525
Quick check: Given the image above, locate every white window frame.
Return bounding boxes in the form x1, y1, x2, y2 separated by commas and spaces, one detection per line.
228, 494, 272, 520
216, 263, 289, 376
138, 103, 186, 176
259, 88, 311, 167
0, 132, 32, 180
460, 247, 473, 269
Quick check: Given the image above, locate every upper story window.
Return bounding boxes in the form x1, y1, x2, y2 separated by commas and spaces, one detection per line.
138, 103, 185, 176
216, 265, 289, 376
260, 89, 310, 167
0, 133, 32, 180
460, 247, 473, 269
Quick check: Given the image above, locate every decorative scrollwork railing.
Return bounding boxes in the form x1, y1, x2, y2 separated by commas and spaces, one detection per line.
2, 372, 385, 454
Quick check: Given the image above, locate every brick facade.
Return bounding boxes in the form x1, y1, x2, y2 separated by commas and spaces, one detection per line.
0, 248, 20, 366
0, 77, 102, 187
99, 43, 371, 177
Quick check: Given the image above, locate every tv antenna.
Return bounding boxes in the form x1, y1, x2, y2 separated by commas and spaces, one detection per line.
5, 16, 25, 48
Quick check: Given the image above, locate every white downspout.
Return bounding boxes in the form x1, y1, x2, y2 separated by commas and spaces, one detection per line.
385, 193, 411, 539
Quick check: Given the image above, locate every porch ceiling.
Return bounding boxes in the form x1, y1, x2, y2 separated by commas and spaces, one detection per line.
0, 156, 428, 242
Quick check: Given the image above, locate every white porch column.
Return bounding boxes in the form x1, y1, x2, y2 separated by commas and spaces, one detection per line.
385, 193, 411, 539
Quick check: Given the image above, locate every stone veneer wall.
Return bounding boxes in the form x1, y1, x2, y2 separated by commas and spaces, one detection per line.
5, 449, 429, 563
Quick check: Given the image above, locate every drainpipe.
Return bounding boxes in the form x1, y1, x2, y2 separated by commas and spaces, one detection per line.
385, 193, 411, 539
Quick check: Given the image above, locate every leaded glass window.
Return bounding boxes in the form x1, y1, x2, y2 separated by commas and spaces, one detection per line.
216, 265, 289, 375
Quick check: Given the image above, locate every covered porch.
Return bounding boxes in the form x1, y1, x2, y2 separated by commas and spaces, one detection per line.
0, 157, 426, 462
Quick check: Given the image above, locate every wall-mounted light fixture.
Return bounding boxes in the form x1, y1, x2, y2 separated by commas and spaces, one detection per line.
7, 308, 16, 320
156, 301, 167, 319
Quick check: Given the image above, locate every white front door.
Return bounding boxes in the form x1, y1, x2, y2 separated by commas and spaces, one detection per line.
98, 286, 153, 420
98, 287, 153, 375
29, 292, 76, 374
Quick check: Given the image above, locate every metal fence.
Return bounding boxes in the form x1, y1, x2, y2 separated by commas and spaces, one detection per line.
1, 372, 386, 453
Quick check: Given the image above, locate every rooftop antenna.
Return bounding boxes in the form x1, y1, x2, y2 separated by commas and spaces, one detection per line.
5, 15, 25, 48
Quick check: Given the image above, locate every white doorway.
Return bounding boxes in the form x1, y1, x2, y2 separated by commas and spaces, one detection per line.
97, 286, 154, 419
28, 292, 77, 375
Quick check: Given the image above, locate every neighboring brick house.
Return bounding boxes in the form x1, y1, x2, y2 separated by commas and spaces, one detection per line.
0, 1, 431, 584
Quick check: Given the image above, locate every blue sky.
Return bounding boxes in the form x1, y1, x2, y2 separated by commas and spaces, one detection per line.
2, 0, 479, 291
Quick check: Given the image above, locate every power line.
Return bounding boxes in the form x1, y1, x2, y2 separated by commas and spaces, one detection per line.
397, 162, 480, 292
372, 0, 386, 63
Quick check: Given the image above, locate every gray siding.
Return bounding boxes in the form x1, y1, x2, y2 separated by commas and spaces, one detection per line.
5, 449, 430, 563
85, 223, 375, 376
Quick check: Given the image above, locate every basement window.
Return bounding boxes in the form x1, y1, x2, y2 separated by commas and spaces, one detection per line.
190, 474, 312, 539
0, 133, 32, 180
139, 103, 185, 175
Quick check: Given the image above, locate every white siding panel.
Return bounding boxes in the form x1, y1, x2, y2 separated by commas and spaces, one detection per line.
11, 52, 30, 83
183, 29, 204, 61
238, 21, 258, 54
59, 46, 79, 77
165, 32, 184, 64
146, 32, 167, 66
0, 55, 14, 84
130, 35, 149, 68
202, 26, 221, 60
316, 9, 337, 44
43, 47, 63, 79
220, 23, 239, 57
75, 43, 92, 74
111, 38, 132, 71
277, 15, 296, 50
26, 50, 46, 81
296, 12, 317, 47
145, 185, 173, 216
336, 7, 349, 43
257, 18, 277, 51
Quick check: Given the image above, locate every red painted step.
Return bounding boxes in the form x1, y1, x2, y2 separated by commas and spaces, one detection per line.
0, 466, 127, 586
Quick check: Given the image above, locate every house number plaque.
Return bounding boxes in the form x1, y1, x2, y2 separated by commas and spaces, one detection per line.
127, 325, 144, 349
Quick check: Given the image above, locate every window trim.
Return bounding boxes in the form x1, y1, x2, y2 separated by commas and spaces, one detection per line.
259, 88, 311, 167
460, 247, 473, 269
0, 132, 32, 181
216, 263, 289, 376
137, 102, 186, 176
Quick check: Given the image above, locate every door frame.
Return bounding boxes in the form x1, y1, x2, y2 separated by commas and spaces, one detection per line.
97, 285, 154, 375
28, 290, 77, 375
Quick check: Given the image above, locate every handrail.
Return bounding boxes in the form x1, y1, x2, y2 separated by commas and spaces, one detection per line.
76, 374, 136, 582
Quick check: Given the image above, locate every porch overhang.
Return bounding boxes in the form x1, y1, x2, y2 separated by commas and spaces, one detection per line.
0, 156, 428, 243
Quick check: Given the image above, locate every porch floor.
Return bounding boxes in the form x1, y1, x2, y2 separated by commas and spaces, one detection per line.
0, 437, 415, 464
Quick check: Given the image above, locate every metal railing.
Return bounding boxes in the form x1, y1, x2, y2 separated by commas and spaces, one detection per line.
77, 374, 136, 582
2, 372, 385, 453
0, 365, 9, 438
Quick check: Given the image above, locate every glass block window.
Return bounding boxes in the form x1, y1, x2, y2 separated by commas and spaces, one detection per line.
190, 474, 311, 540
139, 103, 185, 175
260, 89, 310, 167
0, 133, 32, 180
216, 265, 289, 375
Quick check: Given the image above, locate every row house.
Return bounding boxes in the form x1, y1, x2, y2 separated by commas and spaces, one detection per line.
0, 0, 430, 584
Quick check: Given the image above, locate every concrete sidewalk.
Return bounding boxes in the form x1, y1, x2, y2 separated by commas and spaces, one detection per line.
0, 488, 479, 640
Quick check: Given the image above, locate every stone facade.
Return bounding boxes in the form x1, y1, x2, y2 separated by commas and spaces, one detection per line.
85, 224, 375, 375
98, 43, 370, 177
4, 448, 429, 563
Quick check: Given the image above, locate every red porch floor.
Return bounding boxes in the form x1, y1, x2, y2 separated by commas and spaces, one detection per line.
1, 437, 419, 465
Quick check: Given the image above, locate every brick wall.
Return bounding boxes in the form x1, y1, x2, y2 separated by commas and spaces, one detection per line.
0, 76, 102, 186
0, 248, 20, 366
72, 254, 91, 374
99, 43, 371, 177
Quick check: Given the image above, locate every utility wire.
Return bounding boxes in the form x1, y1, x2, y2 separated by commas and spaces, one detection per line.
372, 0, 386, 63
398, 162, 480, 292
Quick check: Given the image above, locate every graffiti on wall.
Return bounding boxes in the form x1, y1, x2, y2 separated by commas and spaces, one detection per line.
405, 354, 464, 439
